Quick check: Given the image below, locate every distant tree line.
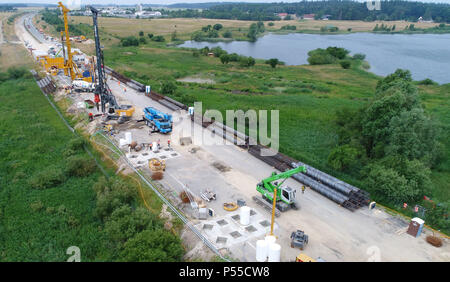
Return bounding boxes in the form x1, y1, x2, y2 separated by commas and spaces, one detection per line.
166, 1, 450, 23
0, 5, 17, 12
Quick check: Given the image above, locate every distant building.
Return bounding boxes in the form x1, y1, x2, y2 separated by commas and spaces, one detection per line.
276, 13, 296, 20
302, 14, 316, 20
321, 14, 332, 21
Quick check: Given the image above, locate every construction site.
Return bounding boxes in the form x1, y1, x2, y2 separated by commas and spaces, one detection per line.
9, 2, 450, 263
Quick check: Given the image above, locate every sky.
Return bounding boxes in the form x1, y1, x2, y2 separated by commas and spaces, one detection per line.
0, 0, 448, 5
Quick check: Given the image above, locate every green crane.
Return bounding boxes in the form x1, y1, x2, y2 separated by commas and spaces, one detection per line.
256, 165, 307, 212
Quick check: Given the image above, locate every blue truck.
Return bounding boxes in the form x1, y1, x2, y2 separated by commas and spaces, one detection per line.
143, 107, 173, 134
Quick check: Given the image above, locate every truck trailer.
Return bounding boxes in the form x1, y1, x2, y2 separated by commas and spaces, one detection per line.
143, 107, 172, 134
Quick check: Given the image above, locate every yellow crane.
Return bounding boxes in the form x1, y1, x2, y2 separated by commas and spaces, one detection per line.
58, 1, 91, 82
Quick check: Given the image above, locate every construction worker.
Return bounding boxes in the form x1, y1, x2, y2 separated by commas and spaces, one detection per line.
157, 139, 161, 150
167, 139, 171, 149
149, 143, 153, 151
301, 185, 306, 194
94, 93, 100, 112
88, 112, 93, 122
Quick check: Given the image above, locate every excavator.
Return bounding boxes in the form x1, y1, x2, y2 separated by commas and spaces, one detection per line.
253, 165, 307, 215
89, 6, 134, 122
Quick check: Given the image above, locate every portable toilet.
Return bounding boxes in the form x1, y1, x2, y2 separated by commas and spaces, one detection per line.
407, 217, 425, 238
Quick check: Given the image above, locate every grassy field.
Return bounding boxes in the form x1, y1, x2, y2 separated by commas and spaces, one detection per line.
65, 16, 441, 40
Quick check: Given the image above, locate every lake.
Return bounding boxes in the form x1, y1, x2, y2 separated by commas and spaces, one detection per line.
180, 33, 450, 84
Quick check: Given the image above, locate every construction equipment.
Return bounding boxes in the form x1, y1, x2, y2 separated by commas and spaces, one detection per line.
72, 79, 95, 92
58, 2, 92, 83
290, 229, 309, 250
295, 254, 316, 262
200, 189, 216, 202
89, 6, 134, 122
143, 107, 172, 133
254, 166, 306, 213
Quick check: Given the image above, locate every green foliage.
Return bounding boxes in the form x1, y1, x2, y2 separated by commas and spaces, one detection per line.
386, 108, 441, 166
139, 37, 147, 44
213, 23, 223, 30
65, 155, 97, 177
222, 30, 232, 38
307, 49, 337, 65
265, 58, 279, 68
139, 31, 144, 36
326, 47, 350, 60
120, 229, 184, 262
152, 35, 165, 42
239, 56, 255, 67
365, 164, 413, 204
268, 22, 275, 26
161, 80, 177, 95
339, 60, 351, 69
220, 54, 230, 64
320, 25, 339, 32
418, 78, 437, 85
93, 177, 137, 221
328, 145, 359, 171
104, 205, 161, 244
147, 33, 154, 39
353, 53, 366, 61
28, 166, 66, 189
281, 25, 297, 30
121, 36, 140, 47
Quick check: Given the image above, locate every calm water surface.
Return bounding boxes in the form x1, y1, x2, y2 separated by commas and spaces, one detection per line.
180, 33, 450, 84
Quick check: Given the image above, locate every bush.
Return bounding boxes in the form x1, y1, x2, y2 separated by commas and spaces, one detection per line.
139, 37, 147, 44
161, 81, 177, 95
307, 49, 336, 65
418, 78, 437, 85
65, 155, 96, 177
222, 30, 232, 38
340, 60, 351, 69
121, 36, 139, 47
239, 56, 255, 67
147, 33, 154, 39
213, 23, 223, 30
139, 31, 144, 36
28, 166, 66, 189
353, 53, 366, 60
268, 22, 275, 26
152, 35, 165, 42
328, 145, 359, 171
120, 229, 184, 262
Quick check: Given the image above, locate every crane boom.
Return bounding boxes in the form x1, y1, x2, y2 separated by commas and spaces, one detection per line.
58, 1, 74, 80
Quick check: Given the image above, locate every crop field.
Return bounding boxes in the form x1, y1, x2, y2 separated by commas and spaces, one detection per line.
70, 16, 253, 39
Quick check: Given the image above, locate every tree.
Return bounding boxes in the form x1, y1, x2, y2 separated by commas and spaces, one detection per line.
365, 164, 416, 204
213, 23, 223, 30
327, 145, 359, 171
220, 54, 230, 64
147, 33, 154, 39
386, 108, 441, 166
139, 31, 144, 36
120, 229, 184, 262
265, 58, 279, 68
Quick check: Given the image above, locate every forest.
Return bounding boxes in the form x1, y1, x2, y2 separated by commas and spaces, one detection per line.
166, 0, 450, 23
